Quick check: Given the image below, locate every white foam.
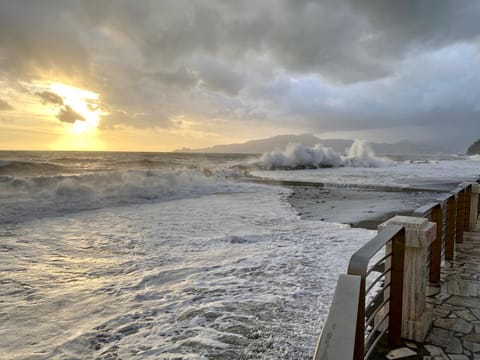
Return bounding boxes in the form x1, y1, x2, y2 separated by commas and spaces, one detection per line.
0, 168, 255, 224
253, 140, 393, 170
343, 140, 394, 167
0, 186, 375, 359
252, 158, 480, 188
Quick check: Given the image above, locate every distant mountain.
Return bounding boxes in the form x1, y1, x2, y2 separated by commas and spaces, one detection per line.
176, 134, 449, 155
467, 139, 480, 155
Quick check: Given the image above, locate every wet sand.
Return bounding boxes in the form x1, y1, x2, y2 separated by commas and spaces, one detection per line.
286, 186, 442, 229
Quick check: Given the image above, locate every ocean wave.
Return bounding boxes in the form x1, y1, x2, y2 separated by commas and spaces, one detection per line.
252, 140, 394, 170
0, 168, 250, 224
0, 160, 70, 176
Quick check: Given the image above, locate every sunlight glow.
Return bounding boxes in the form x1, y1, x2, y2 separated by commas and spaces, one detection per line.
50, 83, 102, 134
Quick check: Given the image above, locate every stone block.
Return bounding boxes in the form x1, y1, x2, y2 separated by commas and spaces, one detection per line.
464, 334, 480, 353
445, 336, 463, 354
434, 318, 473, 334
448, 355, 469, 360
424, 345, 449, 359
455, 309, 477, 322
446, 276, 480, 297
426, 327, 454, 349
448, 296, 480, 310
386, 347, 417, 359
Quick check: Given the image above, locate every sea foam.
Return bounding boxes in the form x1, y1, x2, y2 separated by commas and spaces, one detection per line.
0, 168, 251, 224
254, 140, 393, 170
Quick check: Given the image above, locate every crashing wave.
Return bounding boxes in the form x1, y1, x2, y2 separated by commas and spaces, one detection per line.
0, 168, 251, 224
253, 140, 394, 170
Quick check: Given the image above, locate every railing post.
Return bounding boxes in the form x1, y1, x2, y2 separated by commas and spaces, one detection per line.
430, 205, 442, 283
469, 184, 480, 231
388, 229, 405, 347
445, 195, 456, 260
456, 189, 465, 243
464, 185, 472, 231
378, 216, 436, 342
477, 179, 480, 222
353, 276, 365, 360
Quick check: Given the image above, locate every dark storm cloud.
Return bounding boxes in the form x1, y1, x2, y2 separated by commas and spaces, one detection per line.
57, 105, 85, 124
1, 0, 480, 150
0, 99, 13, 111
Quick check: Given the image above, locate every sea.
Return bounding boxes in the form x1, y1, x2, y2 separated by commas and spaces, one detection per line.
1, 148, 480, 359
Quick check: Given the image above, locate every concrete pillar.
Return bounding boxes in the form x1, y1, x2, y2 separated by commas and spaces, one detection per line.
470, 184, 480, 231
378, 216, 436, 342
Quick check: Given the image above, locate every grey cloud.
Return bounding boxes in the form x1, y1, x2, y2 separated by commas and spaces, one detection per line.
0, 1, 90, 80
99, 109, 173, 130
57, 105, 85, 124
1, 1, 480, 150
81, 1, 480, 84
36, 91, 64, 105
195, 57, 245, 95
151, 67, 198, 89
349, 1, 480, 54
0, 99, 13, 110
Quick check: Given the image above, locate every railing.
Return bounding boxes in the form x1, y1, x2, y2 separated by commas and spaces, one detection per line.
313, 177, 480, 360
313, 225, 405, 360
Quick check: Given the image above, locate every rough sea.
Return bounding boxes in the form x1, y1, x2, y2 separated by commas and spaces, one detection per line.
1, 149, 480, 359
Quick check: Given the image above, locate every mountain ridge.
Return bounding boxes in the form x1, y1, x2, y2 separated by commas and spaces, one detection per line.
176, 134, 449, 155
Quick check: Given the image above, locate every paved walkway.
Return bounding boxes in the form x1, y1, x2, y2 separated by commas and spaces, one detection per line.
388, 230, 480, 359
421, 231, 480, 360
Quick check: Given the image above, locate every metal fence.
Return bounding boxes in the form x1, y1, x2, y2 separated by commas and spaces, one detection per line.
313, 178, 480, 360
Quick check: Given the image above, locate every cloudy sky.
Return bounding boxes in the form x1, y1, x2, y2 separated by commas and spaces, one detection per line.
1, 0, 480, 152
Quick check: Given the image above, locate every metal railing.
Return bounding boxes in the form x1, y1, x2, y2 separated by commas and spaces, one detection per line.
313, 177, 480, 360
313, 225, 405, 360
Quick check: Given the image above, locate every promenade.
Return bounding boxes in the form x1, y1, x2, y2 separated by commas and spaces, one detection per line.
385, 230, 480, 360
420, 230, 480, 359
314, 181, 480, 360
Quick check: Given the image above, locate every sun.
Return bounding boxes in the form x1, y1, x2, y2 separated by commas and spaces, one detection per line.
50, 83, 102, 134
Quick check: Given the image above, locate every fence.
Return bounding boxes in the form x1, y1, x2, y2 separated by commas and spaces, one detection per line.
313, 177, 480, 360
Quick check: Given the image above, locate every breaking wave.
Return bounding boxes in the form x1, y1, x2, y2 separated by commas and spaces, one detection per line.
0, 160, 70, 176
253, 140, 394, 170
0, 168, 251, 224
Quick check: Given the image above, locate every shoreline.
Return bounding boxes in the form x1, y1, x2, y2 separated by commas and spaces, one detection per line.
285, 185, 441, 230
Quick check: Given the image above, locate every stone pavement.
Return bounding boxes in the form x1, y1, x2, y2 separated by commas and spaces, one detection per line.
422, 231, 480, 359
388, 231, 480, 359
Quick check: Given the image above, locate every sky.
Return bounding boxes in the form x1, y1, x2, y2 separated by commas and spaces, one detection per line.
1, 0, 480, 152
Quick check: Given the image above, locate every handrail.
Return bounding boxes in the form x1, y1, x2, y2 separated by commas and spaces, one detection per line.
313, 225, 406, 360
313, 274, 361, 360
348, 224, 405, 360
313, 178, 480, 360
